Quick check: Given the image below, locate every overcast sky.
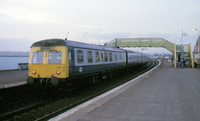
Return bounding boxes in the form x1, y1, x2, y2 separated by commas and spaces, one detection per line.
0, 0, 200, 53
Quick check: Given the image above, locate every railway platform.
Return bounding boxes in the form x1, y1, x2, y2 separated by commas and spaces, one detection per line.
51, 60, 200, 121
0, 70, 27, 89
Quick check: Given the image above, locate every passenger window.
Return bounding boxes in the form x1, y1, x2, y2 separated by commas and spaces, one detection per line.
109, 52, 112, 62
77, 50, 84, 63
104, 52, 108, 62
32, 52, 44, 64
95, 52, 100, 63
115, 54, 117, 62
101, 52, 104, 62
87, 51, 93, 63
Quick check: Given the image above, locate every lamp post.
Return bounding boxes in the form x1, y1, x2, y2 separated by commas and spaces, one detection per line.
180, 30, 186, 58
192, 28, 200, 68
65, 32, 71, 40
100, 40, 103, 45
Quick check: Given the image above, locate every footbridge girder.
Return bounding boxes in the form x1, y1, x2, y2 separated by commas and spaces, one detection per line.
104, 38, 194, 68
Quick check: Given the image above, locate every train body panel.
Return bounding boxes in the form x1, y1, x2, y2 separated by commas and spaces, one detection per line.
141, 53, 149, 63
126, 50, 142, 67
70, 63, 126, 77
66, 41, 126, 78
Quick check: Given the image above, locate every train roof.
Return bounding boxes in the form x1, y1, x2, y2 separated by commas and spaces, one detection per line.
125, 50, 142, 54
31, 39, 125, 52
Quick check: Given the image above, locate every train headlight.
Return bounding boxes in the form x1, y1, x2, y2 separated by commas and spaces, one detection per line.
32, 70, 36, 74
56, 70, 60, 75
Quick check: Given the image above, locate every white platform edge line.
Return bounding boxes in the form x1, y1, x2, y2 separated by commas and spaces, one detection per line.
49, 60, 161, 121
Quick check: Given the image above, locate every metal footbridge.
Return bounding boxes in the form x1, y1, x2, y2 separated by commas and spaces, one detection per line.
104, 38, 194, 68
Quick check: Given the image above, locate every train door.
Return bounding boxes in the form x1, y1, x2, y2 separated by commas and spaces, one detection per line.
68, 47, 75, 77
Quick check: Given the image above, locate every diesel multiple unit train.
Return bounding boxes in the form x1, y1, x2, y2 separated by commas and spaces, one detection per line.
27, 39, 149, 86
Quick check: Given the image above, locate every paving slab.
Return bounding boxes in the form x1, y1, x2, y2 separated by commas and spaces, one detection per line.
56, 60, 200, 121
0, 70, 28, 88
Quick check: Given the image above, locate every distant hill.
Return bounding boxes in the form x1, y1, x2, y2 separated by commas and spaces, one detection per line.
0, 51, 29, 57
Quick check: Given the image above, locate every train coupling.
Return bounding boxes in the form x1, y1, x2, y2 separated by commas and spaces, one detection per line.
27, 76, 34, 85
50, 77, 60, 87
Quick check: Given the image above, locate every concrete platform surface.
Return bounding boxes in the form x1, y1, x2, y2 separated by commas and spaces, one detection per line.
0, 70, 28, 88
56, 60, 200, 121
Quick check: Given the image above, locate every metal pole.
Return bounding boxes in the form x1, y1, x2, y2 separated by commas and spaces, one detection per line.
180, 30, 184, 58
198, 32, 199, 68
174, 44, 176, 68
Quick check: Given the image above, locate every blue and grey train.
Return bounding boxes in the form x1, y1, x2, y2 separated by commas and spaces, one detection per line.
27, 39, 149, 86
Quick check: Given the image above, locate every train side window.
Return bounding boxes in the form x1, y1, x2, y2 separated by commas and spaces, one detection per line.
68, 52, 71, 64
109, 52, 112, 62
115, 54, 117, 62
118, 53, 121, 62
32, 52, 44, 64
95, 51, 100, 63
87, 51, 93, 63
101, 52, 104, 62
77, 50, 84, 63
122, 54, 126, 62
104, 52, 108, 62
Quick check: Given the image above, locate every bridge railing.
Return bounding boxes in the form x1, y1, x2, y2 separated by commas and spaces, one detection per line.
105, 38, 194, 68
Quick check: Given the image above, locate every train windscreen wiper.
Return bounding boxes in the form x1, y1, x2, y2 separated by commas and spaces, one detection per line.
55, 50, 61, 57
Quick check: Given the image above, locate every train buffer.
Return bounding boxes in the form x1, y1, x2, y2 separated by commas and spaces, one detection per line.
18, 63, 28, 70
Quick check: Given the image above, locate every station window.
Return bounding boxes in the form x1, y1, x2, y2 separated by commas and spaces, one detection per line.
95, 51, 100, 63
32, 52, 44, 64
87, 51, 93, 63
77, 50, 84, 63
109, 52, 112, 62
48, 51, 62, 63
104, 52, 108, 62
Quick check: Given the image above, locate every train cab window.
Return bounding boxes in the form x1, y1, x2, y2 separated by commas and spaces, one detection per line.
109, 52, 112, 62
104, 52, 108, 62
48, 51, 62, 63
95, 52, 100, 63
32, 52, 44, 64
87, 51, 93, 63
77, 50, 84, 63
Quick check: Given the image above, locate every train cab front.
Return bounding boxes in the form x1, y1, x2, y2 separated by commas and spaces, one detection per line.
27, 39, 69, 87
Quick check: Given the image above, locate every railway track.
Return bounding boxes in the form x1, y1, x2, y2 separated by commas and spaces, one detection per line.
0, 60, 159, 121
0, 86, 59, 120
37, 60, 158, 121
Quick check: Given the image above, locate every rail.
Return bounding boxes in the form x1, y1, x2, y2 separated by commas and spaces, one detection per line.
41, 61, 159, 121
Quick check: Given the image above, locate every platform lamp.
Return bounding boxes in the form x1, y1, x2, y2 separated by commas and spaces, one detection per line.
192, 28, 200, 68
65, 32, 71, 40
